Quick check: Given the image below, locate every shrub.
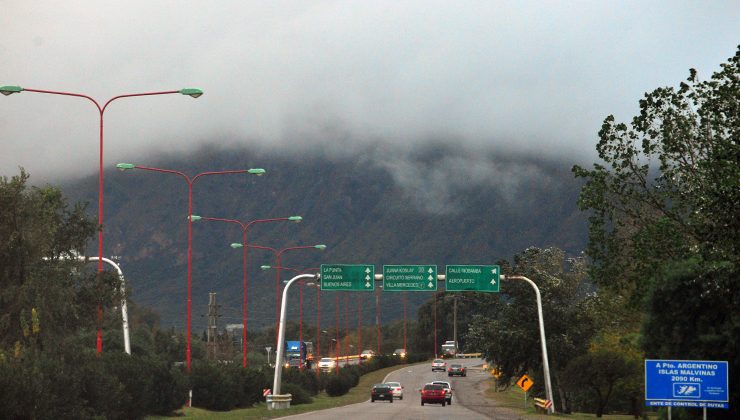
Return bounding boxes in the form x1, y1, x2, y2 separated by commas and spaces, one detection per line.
281, 382, 313, 405
234, 367, 270, 407
190, 362, 239, 411
325, 374, 351, 397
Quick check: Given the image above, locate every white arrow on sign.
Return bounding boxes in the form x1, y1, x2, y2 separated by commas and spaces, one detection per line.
365, 275, 371, 281
428, 282, 434, 288
428, 275, 433, 281
365, 282, 371, 288
365, 267, 371, 274
491, 279, 496, 286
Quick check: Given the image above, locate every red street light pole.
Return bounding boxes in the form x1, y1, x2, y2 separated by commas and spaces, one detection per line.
403, 292, 407, 354
433, 292, 438, 358
1, 85, 202, 353
116, 163, 264, 371
375, 286, 381, 354
197, 216, 302, 368
252, 244, 326, 346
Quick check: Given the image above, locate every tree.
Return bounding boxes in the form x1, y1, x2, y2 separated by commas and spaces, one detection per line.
562, 349, 640, 417
573, 47, 739, 419
572, 46, 740, 303
643, 258, 738, 420
464, 247, 599, 413
0, 170, 118, 354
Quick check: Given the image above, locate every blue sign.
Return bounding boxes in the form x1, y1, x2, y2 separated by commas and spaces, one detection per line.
645, 359, 729, 409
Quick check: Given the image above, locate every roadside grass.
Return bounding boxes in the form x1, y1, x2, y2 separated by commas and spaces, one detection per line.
147, 364, 412, 419
484, 378, 657, 420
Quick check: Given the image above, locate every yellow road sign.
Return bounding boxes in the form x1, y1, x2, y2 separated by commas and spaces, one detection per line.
516, 374, 534, 392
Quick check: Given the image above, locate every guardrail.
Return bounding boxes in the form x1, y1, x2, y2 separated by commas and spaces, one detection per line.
534, 397, 553, 411
456, 353, 482, 358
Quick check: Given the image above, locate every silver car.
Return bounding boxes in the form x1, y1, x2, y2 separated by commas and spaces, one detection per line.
386, 381, 404, 400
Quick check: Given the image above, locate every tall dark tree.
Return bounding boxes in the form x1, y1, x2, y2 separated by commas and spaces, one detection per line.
464, 247, 599, 413
573, 47, 739, 418
572, 46, 740, 303
0, 170, 116, 354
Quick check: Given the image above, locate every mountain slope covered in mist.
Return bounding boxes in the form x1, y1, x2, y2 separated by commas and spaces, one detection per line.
61, 144, 587, 331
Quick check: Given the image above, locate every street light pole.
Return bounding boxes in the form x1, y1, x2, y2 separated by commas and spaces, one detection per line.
198, 215, 302, 368
502, 275, 555, 414
433, 292, 438, 358
403, 292, 407, 354
2, 85, 202, 353
375, 285, 382, 354
271, 274, 314, 404
251, 244, 326, 347
116, 163, 264, 371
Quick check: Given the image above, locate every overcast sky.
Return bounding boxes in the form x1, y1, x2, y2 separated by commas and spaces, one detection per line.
1, 1, 738, 182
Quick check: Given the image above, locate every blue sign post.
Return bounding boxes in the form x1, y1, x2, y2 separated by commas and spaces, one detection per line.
645, 359, 729, 409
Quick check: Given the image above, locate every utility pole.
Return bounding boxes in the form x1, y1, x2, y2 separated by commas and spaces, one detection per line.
453, 296, 458, 350
207, 292, 219, 361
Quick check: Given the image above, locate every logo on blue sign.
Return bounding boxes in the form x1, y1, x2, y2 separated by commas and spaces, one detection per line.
673, 384, 700, 398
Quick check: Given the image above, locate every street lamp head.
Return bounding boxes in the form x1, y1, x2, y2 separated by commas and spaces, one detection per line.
179, 88, 203, 98
248, 168, 266, 176
230, 243, 244, 249
116, 163, 135, 171
1, 85, 23, 96
189, 215, 202, 222
261, 265, 272, 270
314, 244, 327, 250
289, 216, 303, 223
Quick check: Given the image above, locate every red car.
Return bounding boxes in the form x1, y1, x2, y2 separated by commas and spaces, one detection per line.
420, 383, 447, 406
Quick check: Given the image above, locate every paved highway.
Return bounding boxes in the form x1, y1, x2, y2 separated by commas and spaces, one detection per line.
281, 358, 502, 420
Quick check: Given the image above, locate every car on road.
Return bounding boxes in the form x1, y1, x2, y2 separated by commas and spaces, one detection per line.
360, 349, 376, 359
420, 383, 447, 406
318, 357, 337, 372
370, 383, 394, 403
448, 363, 467, 377
386, 381, 404, 400
431, 358, 447, 372
393, 348, 407, 358
432, 381, 453, 405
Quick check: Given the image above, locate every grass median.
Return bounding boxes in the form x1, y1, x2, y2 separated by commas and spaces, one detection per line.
148, 363, 415, 419
484, 378, 657, 420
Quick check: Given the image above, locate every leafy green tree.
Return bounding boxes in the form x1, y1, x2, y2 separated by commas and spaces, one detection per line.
643, 258, 738, 419
573, 47, 739, 419
464, 247, 599, 413
0, 170, 118, 353
572, 46, 740, 303
561, 349, 641, 417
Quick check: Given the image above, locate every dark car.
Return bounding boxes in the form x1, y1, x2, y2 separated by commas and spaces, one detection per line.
448, 363, 467, 377
420, 383, 446, 406
371, 383, 394, 403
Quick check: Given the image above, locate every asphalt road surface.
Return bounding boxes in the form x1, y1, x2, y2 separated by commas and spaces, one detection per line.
280, 358, 524, 419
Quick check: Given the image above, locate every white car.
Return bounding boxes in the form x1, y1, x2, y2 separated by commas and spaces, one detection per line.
386, 381, 404, 400
431, 359, 447, 372
360, 349, 376, 359
318, 357, 337, 372
432, 381, 453, 405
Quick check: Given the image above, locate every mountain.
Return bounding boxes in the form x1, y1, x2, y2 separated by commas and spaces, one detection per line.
60, 143, 588, 332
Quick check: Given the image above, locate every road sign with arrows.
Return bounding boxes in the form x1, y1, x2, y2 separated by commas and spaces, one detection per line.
445, 265, 500, 292
383, 265, 438, 291
320, 264, 375, 291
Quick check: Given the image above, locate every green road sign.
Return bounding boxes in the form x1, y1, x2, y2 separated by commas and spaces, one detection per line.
320, 264, 375, 291
445, 265, 500, 292
383, 265, 438, 291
